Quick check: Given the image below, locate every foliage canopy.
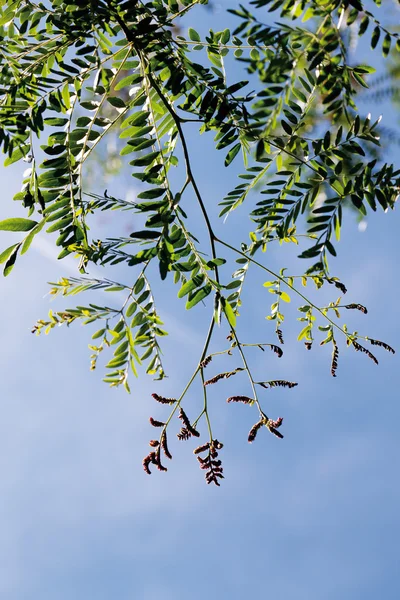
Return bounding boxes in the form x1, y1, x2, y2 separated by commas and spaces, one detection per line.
0, 0, 398, 485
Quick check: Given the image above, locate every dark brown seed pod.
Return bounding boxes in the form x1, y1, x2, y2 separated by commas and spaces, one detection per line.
248, 419, 264, 443
204, 368, 243, 386
269, 344, 283, 358
155, 446, 167, 472
276, 328, 284, 344
258, 380, 298, 389
369, 338, 395, 354
178, 408, 200, 437
149, 439, 159, 447
149, 417, 165, 427
178, 407, 191, 428
200, 355, 212, 369
143, 454, 152, 475
331, 343, 339, 377
352, 341, 378, 364
161, 431, 172, 460
197, 442, 224, 487
196, 455, 209, 464
305, 341, 313, 350
328, 278, 347, 294
269, 427, 284, 439
152, 393, 176, 405
206, 476, 222, 486
227, 395, 253, 404
344, 303, 368, 314
198, 460, 210, 470
177, 428, 191, 441
194, 442, 210, 455
143, 451, 157, 475
269, 417, 283, 429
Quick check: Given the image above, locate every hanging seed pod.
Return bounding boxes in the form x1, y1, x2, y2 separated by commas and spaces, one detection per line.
269, 344, 283, 358
368, 338, 395, 354
344, 303, 367, 314
257, 380, 298, 389
194, 442, 210, 455
331, 343, 339, 377
352, 341, 378, 364
143, 451, 158, 475
155, 446, 167, 472
149, 417, 165, 428
161, 431, 172, 459
152, 393, 176, 405
248, 419, 264, 443
178, 408, 200, 437
227, 395, 253, 404
200, 355, 212, 369
204, 368, 243, 386
269, 427, 284, 439
328, 278, 347, 294
269, 417, 283, 428
177, 428, 191, 441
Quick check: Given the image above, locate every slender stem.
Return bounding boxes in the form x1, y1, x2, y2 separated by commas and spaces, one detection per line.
165, 0, 201, 24
111, 7, 220, 286
144, 69, 220, 284
200, 369, 213, 440
230, 329, 265, 418
163, 316, 215, 429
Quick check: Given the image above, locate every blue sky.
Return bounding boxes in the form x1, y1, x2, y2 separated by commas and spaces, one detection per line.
0, 2, 399, 599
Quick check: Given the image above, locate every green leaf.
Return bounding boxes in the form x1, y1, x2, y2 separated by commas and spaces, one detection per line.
371, 26, 380, 50
185, 284, 212, 309
4, 145, 31, 167
107, 96, 126, 108
0, 218, 38, 232
297, 325, 310, 341
44, 118, 69, 126
221, 296, 236, 328
130, 151, 160, 167
46, 217, 73, 233
126, 302, 137, 317
224, 143, 241, 167
137, 188, 165, 200
134, 278, 145, 294
61, 83, 71, 110
106, 355, 129, 369
382, 33, 391, 57
0, 243, 20, 264
188, 28, 201, 42
115, 341, 129, 356
221, 29, 230, 44
21, 219, 46, 255
206, 258, 226, 268
3, 244, 21, 277
352, 71, 369, 88
129, 230, 161, 240
178, 274, 205, 298
92, 329, 105, 339
279, 291, 291, 303
114, 73, 142, 91
358, 16, 369, 36
226, 81, 248, 94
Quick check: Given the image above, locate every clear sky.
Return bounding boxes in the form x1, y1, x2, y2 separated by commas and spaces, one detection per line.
0, 2, 399, 599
